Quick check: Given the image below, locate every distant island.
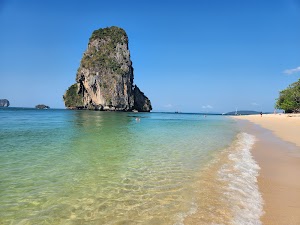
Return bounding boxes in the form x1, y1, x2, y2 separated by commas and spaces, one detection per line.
35, 104, 50, 109
0, 99, 10, 107
224, 110, 261, 115
63, 26, 152, 112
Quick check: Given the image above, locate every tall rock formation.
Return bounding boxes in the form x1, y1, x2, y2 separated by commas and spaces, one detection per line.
0, 99, 10, 107
63, 26, 152, 112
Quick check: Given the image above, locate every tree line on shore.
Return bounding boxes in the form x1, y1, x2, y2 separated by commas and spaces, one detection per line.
276, 79, 300, 113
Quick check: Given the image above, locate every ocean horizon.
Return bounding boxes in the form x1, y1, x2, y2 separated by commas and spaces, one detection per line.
0, 108, 263, 224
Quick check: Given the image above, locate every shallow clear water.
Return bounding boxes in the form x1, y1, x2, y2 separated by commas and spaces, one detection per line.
0, 108, 262, 224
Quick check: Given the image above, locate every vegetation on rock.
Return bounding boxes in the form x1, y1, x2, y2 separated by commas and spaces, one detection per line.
90, 26, 127, 44
133, 85, 152, 112
35, 104, 50, 109
81, 26, 128, 76
63, 84, 83, 108
63, 26, 151, 112
275, 79, 300, 113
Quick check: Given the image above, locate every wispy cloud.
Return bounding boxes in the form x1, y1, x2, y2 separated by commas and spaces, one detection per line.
202, 105, 213, 109
163, 104, 173, 108
251, 102, 259, 106
283, 66, 300, 75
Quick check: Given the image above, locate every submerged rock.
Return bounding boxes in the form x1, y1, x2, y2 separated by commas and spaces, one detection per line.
63, 26, 152, 112
0, 99, 10, 107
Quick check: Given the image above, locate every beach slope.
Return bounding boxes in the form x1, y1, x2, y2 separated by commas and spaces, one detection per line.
234, 114, 300, 224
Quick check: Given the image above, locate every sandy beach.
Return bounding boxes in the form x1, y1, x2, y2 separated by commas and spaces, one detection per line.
234, 114, 300, 224
235, 113, 300, 147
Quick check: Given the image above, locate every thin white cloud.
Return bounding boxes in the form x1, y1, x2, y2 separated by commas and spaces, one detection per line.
202, 105, 213, 109
283, 66, 300, 75
163, 104, 173, 108
251, 102, 259, 106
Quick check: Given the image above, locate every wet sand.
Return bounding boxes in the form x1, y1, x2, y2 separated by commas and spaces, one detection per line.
234, 114, 300, 224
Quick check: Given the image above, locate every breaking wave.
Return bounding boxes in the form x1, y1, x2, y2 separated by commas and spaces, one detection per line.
218, 132, 264, 225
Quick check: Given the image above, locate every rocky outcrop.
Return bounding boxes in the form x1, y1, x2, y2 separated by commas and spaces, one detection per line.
35, 104, 50, 109
0, 99, 10, 107
133, 86, 152, 112
63, 26, 151, 112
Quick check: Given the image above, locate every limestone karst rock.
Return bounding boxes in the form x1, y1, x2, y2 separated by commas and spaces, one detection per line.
35, 104, 50, 109
64, 26, 152, 112
0, 99, 10, 107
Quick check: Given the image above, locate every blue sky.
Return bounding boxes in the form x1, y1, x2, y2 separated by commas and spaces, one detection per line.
0, 0, 299, 112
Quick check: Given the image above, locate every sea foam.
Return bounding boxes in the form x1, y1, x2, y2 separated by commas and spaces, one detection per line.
218, 132, 264, 225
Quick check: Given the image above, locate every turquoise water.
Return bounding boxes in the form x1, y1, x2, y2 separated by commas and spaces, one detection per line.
0, 108, 244, 224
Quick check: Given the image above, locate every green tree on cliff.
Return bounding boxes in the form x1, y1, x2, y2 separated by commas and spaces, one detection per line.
63, 84, 83, 108
275, 79, 300, 113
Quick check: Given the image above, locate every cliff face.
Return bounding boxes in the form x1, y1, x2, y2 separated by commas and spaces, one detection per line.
0, 99, 10, 107
64, 26, 151, 112
133, 86, 152, 112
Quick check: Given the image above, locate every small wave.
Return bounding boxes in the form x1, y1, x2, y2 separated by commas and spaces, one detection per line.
218, 132, 264, 225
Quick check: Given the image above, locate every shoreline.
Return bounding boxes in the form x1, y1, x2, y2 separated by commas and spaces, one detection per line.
233, 114, 300, 224
233, 113, 300, 147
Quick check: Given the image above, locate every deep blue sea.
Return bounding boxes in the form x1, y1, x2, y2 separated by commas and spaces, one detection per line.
0, 108, 263, 224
